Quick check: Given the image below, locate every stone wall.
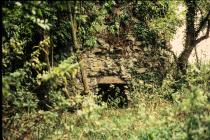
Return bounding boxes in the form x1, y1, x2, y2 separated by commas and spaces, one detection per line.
80, 38, 174, 94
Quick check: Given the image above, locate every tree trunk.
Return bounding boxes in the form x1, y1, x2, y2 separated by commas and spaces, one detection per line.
67, 1, 90, 94
177, 44, 195, 75
68, 1, 79, 52
44, 44, 51, 71
177, 0, 210, 76
43, 35, 51, 71
80, 55, 90, 95
177, 0, 196, 75
194, 47, 200, 69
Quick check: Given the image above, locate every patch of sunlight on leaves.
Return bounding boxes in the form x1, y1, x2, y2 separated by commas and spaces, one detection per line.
39, 56, 79, 81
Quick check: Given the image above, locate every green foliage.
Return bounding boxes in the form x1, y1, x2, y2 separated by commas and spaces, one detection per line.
149, 1, 183, 41
78, 2, 108, 48
3, 69, 38, 116
2, 1, 55, 74
35, 56, 79, 110
2, 111, 60, 139
3, 62, 210, 139
173, 87, 210, 140
2, 1, 210, 139
39, 56, 79, 82
134, 0, 182, 47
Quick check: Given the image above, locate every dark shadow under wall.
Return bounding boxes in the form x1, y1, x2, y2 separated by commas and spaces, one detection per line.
97, 84, 128, 108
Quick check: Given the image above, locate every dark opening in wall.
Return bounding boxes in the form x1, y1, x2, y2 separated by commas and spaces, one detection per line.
98, 83, 128, 108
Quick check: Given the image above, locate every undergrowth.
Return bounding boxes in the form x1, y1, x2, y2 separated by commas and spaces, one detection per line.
2, 63, 210, 140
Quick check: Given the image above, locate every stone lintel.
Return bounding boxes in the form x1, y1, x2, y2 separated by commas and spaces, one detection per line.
97, 76, 126, 84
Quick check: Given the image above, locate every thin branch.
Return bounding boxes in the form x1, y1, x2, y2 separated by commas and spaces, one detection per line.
194, 47, 200, 69
195, 11, 210, 37
195, 20, 210, 44
197, 5, 203, 16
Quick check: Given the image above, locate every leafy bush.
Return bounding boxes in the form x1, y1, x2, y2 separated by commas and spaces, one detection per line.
35, 56, 80, 110
3, 69, 38, 115
173, 86, 210, 140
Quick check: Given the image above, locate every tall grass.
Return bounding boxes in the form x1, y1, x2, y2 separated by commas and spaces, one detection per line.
3, 63, 210, 140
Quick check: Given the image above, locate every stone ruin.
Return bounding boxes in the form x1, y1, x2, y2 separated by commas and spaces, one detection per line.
73, 36, 173, 107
